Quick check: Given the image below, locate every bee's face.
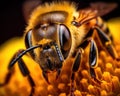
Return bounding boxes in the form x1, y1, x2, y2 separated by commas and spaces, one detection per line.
32, 11, 68, 42
30, 11, 72, 71
36, 40, 63, 71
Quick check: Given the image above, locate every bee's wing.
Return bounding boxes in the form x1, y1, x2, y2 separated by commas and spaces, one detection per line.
89, 2, 117, 16
75, 2, 117, 25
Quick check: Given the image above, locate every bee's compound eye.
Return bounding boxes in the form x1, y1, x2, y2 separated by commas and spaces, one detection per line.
59, 24, 72, 58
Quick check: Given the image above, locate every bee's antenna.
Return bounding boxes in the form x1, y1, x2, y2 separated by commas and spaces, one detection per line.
8, 44, 42, 69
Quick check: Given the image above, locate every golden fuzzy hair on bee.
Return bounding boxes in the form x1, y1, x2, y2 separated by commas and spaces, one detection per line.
26, 1, 78, 32
25, 1, 87, 58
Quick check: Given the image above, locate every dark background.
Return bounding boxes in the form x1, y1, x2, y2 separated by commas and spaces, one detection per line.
0, 0, 120, 45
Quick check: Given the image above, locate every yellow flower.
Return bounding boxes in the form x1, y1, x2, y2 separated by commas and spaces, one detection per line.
0, 17, 120, 96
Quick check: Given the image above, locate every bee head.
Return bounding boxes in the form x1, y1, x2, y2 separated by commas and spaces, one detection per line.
25, 9, 73, 71
33, 23, 72, 71
31, 11, 72, 60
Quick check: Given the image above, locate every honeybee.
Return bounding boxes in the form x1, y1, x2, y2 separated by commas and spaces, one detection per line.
0, 1, 119, 96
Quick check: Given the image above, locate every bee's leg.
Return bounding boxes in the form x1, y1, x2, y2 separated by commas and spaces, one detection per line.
17, 57, 35, 96
93, 26, 119, 61
79, 38, 101, 84
0, 49, 35, 96
89, 39, 98, 78
0, 52, 18, 86
56, 68, 61, 80
70, 49, 82, 96
89, 39, 101, 84
0, 68, 15, 86
42, 71, 50, 84
53, 42, 64, 80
